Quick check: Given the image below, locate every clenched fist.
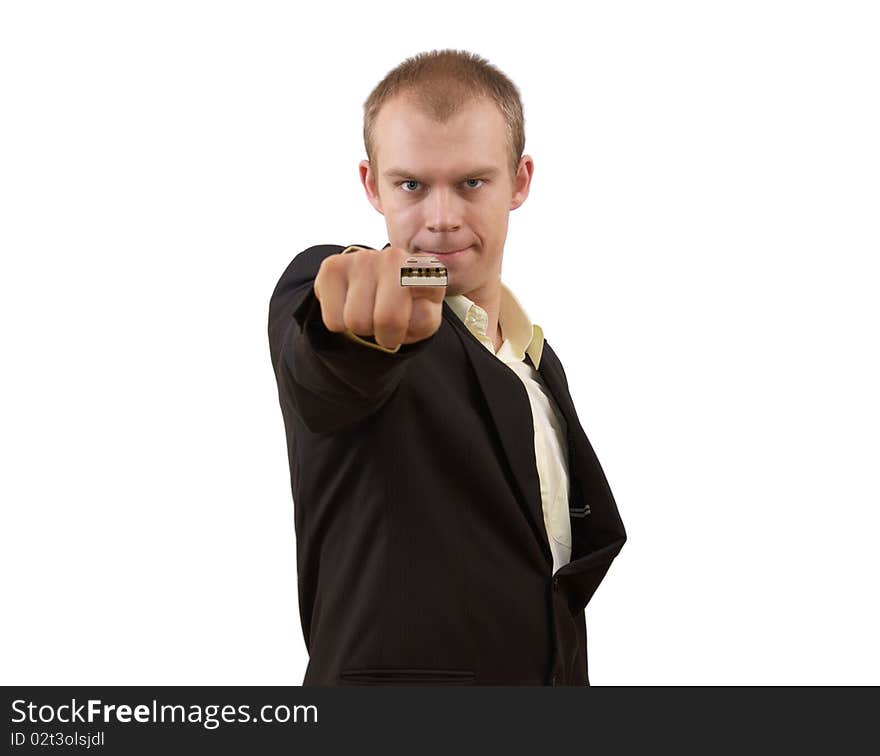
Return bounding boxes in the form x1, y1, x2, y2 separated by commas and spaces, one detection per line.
313, 246, 446, 350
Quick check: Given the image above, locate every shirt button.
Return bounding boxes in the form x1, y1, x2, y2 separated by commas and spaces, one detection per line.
552, 576, 559, 591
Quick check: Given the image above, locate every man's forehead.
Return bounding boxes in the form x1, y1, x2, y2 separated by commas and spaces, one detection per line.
374, 96, 508, 177
377, 95, 504, 137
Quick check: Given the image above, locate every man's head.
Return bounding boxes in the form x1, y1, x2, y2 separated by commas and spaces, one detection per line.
358, 49, 534, 299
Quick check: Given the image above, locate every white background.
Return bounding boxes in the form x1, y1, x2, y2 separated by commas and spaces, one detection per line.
1, 0, 878, 685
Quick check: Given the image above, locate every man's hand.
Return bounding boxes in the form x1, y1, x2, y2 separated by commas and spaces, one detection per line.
313, 247, 445, 350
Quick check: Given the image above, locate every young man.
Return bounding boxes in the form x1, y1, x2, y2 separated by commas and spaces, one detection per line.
268, 49, 626, 686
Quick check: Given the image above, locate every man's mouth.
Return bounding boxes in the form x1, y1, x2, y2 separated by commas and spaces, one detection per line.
418, 246, 471, 256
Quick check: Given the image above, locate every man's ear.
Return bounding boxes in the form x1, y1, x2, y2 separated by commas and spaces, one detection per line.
510, 154, 534, 211
359, 159, 384, 216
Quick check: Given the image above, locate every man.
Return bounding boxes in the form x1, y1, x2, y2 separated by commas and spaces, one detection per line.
268, 49, 626, 686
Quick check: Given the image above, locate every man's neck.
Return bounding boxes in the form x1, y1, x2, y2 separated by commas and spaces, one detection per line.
493, 322, 503, 353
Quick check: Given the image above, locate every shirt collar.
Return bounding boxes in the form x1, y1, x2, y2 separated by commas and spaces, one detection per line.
445, 281, 544, 369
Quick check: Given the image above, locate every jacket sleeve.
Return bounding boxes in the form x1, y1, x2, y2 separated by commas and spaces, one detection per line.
268, 243, 436, 434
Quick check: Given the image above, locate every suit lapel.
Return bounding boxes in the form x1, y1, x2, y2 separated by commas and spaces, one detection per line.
532, 341, 591, 521
443, 303, 550, 560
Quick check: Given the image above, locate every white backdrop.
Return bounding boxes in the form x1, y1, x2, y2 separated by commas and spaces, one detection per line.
1, 0, 877, 685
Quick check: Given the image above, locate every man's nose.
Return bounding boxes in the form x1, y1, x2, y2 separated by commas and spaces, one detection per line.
426, 187, 462, 233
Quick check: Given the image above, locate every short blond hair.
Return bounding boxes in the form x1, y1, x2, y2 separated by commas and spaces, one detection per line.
362, 49, 526, 184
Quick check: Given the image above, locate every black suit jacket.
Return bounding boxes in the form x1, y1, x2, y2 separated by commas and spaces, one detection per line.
268, 243, 627, 686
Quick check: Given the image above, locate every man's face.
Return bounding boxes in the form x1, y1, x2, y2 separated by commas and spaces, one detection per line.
360, 94, 533, 298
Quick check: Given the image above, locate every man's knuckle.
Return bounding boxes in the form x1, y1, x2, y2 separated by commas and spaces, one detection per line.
373, 310, 403, 333
345, 313, 372, 335
322, 313, 344, 333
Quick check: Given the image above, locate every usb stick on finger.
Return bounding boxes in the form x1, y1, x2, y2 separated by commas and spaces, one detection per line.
400, 255, 448, 286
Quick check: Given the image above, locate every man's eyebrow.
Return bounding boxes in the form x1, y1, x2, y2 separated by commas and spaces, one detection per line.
383, 166, 501, 179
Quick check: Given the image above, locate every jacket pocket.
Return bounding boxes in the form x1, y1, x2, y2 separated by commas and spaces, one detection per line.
339, 667, 476, 686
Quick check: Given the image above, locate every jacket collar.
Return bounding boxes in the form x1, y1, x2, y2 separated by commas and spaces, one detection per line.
444, 282, 545, 370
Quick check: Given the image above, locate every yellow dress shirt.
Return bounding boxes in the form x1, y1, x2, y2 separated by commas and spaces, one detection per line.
335, 244, 572, 573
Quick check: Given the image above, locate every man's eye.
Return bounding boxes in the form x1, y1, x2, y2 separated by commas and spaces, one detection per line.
398, 179, 485, 192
